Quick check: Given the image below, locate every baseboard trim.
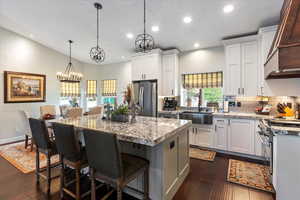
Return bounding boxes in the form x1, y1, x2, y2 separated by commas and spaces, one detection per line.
0, 136, 24, 146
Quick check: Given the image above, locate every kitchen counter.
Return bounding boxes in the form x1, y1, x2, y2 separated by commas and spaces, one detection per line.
51, 114, 191, 146
213, 112, 274, 120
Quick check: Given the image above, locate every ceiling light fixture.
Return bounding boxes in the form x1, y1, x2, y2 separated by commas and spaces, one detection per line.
223, 4, 234, 13
90, 2, 105, 63
126, 33, 134, 39
135, 0, 155, 53
57, 40, 83, 82
183, 16, 192, 24
151, 25, 159, 32
194, 43, 200, 48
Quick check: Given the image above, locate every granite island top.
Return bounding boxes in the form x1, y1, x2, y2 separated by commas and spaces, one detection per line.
50, 115, 192, 146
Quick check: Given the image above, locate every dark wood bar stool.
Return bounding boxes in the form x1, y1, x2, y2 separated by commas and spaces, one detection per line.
83, 129, 150, 200
28, 118, 60, 195
52, 123, 91, 200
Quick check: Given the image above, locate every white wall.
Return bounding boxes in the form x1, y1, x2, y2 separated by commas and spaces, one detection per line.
179, 46, 225, 74
82, 61, 132, 106
0, 27, 84, 144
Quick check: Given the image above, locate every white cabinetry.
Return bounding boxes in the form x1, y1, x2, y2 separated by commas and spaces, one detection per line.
213, 118, 228, 151
227, 119, 255, 154
162, 50, 179, 96
224, 36, 259, 96
254, 120, 264, 157
189, 124, 213, 148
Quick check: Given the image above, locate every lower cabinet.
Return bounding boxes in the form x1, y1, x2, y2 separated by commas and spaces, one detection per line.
189, 124, 213, 148
227, 119, 255, 154
213, 118, 228, 151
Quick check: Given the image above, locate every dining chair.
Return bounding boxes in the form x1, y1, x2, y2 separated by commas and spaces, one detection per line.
18, 110, 34, 151
40, 105, 56, 118
52, 123, 94, 200
87, 106, 102, 116
28, 118, 60, 195
83, 129, 150, 200
59, 105, 70, 118
65, 107, 83, 119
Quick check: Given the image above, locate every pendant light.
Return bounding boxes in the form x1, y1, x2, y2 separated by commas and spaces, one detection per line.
90, 2, 105, 63
57, 40, 83, 82
135, 0, 155, 53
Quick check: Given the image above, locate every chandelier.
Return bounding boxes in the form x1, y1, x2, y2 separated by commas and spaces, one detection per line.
90, 3, 105, 63
57, 40, 83, 82
135, 0, 155, 53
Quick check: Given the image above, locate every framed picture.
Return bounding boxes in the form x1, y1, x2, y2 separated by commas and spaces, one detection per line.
4, 71, 46, 103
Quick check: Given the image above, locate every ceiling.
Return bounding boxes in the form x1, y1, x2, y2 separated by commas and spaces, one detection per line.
0, 0, 284, 65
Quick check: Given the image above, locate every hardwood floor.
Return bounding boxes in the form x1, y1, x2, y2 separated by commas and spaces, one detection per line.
0, 154, 274, 200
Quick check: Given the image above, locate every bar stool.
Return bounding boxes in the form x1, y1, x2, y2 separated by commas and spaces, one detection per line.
28, 118, 60, 195
52, 123, 93, 200
83, 129, 150, 200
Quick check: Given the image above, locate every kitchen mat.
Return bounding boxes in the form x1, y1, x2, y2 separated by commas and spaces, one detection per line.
189, 148, 216, 161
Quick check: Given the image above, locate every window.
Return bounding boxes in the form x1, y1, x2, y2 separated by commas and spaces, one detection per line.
86, 80, 98, 109
101, 79, 117, 96
181, 72, 223, 107
60, 82, 81, 97
59, 82, 81, 106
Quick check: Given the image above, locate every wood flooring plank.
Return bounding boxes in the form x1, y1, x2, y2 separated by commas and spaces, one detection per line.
232, 184, 250, 200
249, 189, 274, 200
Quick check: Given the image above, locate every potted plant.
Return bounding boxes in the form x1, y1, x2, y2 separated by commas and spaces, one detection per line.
111, 104, 129, 122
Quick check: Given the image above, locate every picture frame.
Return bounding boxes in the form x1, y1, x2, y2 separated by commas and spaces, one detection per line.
4, 71, 46, 103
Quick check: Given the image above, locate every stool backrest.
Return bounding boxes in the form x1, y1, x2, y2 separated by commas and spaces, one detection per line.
40, 105, 56, 117
18, 110, 32, 137
88, 106, 102, 115
83, 129, 123, 179
65, 107, 83, 119
52, 123, 81, 162
29, 118, 50, 150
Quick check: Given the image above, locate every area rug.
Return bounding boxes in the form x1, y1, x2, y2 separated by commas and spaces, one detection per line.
189, 148, 216, 161
0, 142, 59, 174
227, 159, 274, 193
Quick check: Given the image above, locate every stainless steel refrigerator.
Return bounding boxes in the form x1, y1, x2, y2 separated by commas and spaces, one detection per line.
133, 80, 157, 117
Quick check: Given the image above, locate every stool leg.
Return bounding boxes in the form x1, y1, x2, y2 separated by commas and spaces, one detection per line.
76, 167, 81, 200
143, 167, 149, 200
91, 168, 96, 200
60, 156, 64, 200
35, 149, 40, 185
25, 135, 28, 149
117, 183, 122, 200
46, 153, 51, 195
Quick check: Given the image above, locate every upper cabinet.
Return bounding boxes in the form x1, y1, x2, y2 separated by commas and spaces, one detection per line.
162, 50, 179, 96
131, 49, 162, 81
223, 36, 259, 96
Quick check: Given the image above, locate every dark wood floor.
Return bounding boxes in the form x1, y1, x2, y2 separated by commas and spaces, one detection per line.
0, 154, 274, 200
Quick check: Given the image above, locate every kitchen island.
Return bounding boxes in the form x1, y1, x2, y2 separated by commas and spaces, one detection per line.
51, 115, 192, 200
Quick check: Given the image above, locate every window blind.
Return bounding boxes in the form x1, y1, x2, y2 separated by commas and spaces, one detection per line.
101, 79, 117, 96
60, 82, 81, 97
183, 71, 223, 89
86, 80, 97, 97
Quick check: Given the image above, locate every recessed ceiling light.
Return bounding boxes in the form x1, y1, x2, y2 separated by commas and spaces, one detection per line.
223, 4, 234, 13
126, 33, 134, 39
29, 34, 34, 38
183, 16, 192, 24
121, 56, 125, 59
151, 25, 159, 32
194, 43, 200, 48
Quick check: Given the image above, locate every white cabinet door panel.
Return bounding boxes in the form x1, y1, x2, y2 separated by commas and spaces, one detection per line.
228, 119, 255, 155
194, 125, 213, 148
242, 41, 258, 96
225, 44, 241, 95
214, 118, 228, 151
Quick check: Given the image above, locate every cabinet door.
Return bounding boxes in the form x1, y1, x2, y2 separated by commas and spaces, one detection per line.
228, 119, 255, 154
225, 44, 241, 95
242, 41, 259, 96
143, 54, 161, 80
194, 125, 213, 148
162, 54, 177, 96
131, 58, 145, 81
213, 118, 228, 150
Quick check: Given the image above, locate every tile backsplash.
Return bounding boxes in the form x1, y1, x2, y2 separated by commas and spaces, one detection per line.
229, 96, 300, 116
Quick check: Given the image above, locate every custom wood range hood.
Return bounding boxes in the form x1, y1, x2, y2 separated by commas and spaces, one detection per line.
265, 0, 300, 79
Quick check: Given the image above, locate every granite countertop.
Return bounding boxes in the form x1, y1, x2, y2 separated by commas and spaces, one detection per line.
271, 126, 300, 137
50, 115, 192, 146
213, 112, 274, 120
